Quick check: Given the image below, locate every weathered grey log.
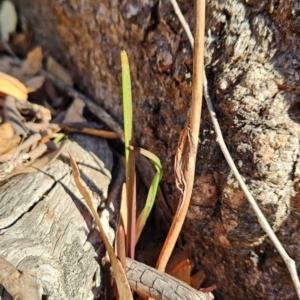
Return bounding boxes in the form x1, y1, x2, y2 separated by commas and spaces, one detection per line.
126, 258, 213, 300
0, 134, 114, 300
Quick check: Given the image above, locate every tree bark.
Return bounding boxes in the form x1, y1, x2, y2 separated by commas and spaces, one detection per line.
10, 0, 300, 299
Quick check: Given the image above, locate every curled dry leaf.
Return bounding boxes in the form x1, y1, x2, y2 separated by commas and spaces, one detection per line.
45, 55, 73, 86
0, 72, 27, 101
0, 122, 20, 155
21, 46, 43, 76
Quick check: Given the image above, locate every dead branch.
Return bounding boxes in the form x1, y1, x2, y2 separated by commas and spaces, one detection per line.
156, 0, 206, 272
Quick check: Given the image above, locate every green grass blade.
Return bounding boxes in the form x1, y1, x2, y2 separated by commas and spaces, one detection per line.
121, 50, 136, 259
132, 147, 163, 243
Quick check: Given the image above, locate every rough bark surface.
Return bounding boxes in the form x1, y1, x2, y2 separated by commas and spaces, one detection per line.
0, 135, 114, 299
11, 0, 300, 299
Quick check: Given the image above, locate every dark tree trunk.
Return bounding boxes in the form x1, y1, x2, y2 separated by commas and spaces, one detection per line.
8, 0, 300, 299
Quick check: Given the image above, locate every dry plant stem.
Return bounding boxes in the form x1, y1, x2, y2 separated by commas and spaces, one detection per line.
69, 154, 133, 300
156, 0, 205, 272
120, 183, 128, 236
27, 143, 47, 161
171, 0, 300, 298
117, 225, 126, 272
58, 125, 119, 139
17, 133, 42, 153
126, 258, 212, 300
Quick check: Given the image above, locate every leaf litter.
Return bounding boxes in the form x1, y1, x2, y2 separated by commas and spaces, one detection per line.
0, 12, 118, 182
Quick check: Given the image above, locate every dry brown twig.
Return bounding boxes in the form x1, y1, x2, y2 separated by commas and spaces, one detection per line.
170, 0, 300, 298
58, 124, 118, 139
156, 0, 205, 272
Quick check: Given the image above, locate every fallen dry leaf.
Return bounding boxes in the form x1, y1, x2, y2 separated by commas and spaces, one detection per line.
0, 72, 27, 101
0, 1, 17, 41
191, 269, 206, 290
9, 32, 30, 57
0, 122, 13, 138
63, 98, 86, 123
166, 248, 192, 285
0, 122, 20, 155
25, 75, 45, 91
9, 66, 27, 83
45, 55, 73, 86
21, 46, 43, 76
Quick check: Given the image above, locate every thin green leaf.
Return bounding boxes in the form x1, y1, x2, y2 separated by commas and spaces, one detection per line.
131, 146, 163, 243
121, 50, 136, 259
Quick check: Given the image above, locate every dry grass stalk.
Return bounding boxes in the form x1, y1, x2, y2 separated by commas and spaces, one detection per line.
156, 0, 206, 272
